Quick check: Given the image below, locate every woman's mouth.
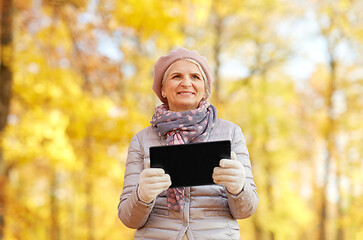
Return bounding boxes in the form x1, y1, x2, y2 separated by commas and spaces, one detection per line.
178, 91, 194, 95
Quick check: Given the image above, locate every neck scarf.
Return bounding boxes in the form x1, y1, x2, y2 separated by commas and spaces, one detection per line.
151, 101, 217, 211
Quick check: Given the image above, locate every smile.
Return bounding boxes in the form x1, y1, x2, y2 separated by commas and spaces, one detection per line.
178, 91, 195, 95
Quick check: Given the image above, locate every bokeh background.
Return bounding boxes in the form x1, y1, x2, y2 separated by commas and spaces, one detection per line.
1, 0, 363, 239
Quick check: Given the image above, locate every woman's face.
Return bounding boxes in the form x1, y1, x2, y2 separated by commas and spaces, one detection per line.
161, 60, 206, 112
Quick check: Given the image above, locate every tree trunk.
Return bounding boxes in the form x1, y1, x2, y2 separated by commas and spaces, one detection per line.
253, 217, 262, 240
0, 150, 6, 240
328, 59, 344, 240
336, 161, 344, 240
319, 46, 337, 240
85, 135, 94, 240
59, 7, 95, 239
0, 0, 13, 238
262, 75, 275, 240
0, 0, 13, 131
211, 0, 223, 104
50, 169, 60, 240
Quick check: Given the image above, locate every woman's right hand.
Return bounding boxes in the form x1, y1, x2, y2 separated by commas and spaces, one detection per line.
138, 165, 172, 203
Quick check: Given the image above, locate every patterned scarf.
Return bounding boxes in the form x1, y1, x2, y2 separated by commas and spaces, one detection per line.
151, 101, 217, 211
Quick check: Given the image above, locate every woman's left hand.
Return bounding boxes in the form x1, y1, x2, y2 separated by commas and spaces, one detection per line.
212, 151, 246, 195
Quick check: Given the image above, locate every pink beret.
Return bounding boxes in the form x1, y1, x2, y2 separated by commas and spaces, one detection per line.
153, 48, 213, 103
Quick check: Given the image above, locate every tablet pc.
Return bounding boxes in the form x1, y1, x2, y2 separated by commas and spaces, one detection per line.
150, 140, 231, 188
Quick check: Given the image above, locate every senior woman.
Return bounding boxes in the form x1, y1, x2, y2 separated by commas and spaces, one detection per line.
118, 48, 258, 240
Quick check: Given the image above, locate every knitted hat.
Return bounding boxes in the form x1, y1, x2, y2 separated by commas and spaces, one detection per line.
153, 48, 213, 103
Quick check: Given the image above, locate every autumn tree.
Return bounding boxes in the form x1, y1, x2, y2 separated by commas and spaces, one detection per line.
0, 0, 13, 238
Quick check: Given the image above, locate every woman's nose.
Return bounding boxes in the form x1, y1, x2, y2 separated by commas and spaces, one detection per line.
181, 77, 192, 86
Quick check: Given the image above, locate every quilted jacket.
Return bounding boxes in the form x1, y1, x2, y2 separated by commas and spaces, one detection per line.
118, 119, 259, 240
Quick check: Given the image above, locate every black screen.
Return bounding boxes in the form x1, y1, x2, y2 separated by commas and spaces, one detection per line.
150, 140, 231, 188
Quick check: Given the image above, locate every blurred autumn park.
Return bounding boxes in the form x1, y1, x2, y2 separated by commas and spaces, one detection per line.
1, 0, 363, 239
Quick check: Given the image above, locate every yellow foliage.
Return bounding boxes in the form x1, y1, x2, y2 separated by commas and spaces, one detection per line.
1, 0, 363, 239
3, 107, 78, 169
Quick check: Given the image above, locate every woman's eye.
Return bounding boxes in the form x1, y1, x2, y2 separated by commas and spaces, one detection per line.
172, 75, 181, 79
192, 75, 201, 80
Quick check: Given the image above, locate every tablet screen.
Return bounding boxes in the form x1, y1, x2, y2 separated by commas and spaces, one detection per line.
150, 140, 231, 188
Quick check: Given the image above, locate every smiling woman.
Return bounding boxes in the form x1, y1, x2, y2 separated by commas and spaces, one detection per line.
118, 48, 259, 240
161, 59, 206, 112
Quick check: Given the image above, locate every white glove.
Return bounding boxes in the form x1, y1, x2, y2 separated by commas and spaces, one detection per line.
212, 151, 246, 195
137, 161, 171, 203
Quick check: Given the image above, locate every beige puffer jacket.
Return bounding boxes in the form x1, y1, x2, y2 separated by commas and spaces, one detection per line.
118, 119, 259, 240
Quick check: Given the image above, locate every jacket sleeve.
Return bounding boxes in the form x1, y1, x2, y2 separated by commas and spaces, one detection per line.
118, 134, 155, 229
227, 125, 259, 219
